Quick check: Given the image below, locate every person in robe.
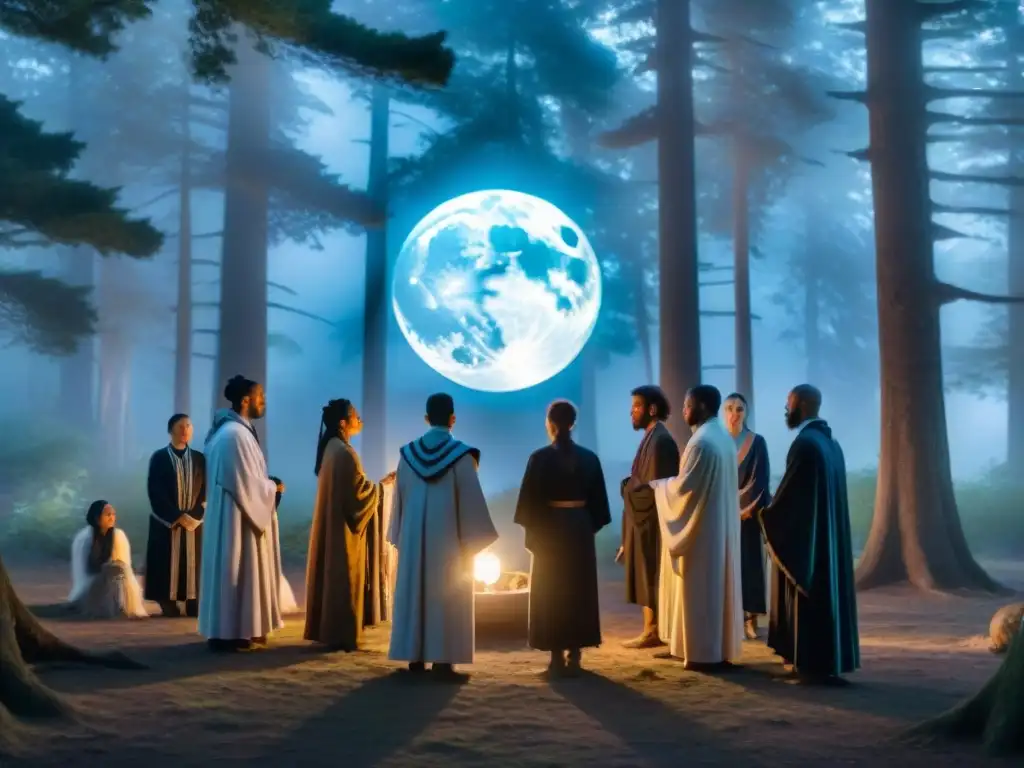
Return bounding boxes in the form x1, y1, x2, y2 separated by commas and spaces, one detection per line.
759, 384, 860, 684
304, 398, 395, 651
387, 392, 498, 681
198, 375, 289, 652
68, 500, 148, 619
650, 385, 743, 671
144, 413, 206, 618
514, 400, 612, 677
722, 393, 771, 640
618, 385, 680, 649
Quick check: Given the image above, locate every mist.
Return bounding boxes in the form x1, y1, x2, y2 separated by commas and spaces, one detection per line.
0, 0, 1018, 571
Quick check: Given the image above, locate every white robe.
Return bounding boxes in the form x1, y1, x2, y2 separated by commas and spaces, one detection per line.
198, 410, 289, 640
387, 427, 498, 665
651, 417, 743, 664
69, 526, 148, 618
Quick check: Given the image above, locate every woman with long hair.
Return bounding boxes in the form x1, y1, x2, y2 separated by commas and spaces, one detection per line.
68, 500, 148, 619
722, 393, 771, 639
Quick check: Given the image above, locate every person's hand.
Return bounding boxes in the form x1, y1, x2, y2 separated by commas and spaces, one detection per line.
380, 471, 397, 485
276, 481, 286, 494
740, 510, 752, 521
615, 546, 624, 564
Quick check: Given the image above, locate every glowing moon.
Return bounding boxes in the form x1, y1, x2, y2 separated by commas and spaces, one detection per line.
392, 189, 602, 393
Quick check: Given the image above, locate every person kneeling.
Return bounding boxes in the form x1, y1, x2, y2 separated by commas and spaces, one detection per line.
68, 500, 149, 619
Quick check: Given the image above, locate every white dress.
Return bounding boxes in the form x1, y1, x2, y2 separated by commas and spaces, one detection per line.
69, 526, 149, 618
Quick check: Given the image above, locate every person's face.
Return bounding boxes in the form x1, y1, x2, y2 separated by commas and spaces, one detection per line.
99, 504, 116, 532
170, 418, 193, 445
683, 394, 707, 430
784, 392, 803, 429
545, 416, 557, 442
723, 398, 746, 435
630, 395, 653, 430
245, 385, 267, 420
342, 405, 363, 437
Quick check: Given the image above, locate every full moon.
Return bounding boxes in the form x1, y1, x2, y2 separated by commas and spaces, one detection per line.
392, 190, 602, 393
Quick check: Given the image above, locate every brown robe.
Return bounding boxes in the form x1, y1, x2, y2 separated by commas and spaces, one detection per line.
621, 421, 680, 608
304, 437, 379, 650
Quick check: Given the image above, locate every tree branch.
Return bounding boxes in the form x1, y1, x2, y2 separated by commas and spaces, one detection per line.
925, 64, 1007, 75
827, 90, 867, 104
933, 202, 1011, 217
934, 281, 1024, 306
926, 86, 1024, 101
932, 170, 1024, 186
833, 20, 867, 35
928, 111, 1024, 127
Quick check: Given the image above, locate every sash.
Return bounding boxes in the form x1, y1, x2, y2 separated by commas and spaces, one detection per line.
737, 431, 755, 466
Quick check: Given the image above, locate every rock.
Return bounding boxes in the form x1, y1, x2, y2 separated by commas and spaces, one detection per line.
988, 602, 1024, 653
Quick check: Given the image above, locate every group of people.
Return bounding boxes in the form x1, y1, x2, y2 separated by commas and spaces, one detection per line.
615, 383, 860, 683
65, 372, 860, 685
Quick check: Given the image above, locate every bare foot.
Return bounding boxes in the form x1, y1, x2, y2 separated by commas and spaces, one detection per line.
622, 634, 665, 649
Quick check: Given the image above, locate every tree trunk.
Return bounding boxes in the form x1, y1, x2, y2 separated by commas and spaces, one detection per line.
854, 0, 997, 591
174, 89, 194, 416
907, 620, 1024, 755
1005, 20, 1024, 472
656, 0, 702, 447
804, 208, 822, 384
0, 554, 143, 747
732, 136, 754, 425
213, 40, 271, 446
97, 322, 132, 471
629, 256, 655, 383
361, 85, 390, 480
57, 57, 96, 435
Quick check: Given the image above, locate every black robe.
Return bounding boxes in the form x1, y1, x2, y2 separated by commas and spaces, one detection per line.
737, 431, 771, 615
760, 420, 860, 677
514, 441, 611, 651
621, 422, 679, 608
144, 446, 206, 603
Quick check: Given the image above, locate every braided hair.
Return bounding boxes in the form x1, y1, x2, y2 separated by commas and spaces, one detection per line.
314, 398, 353, 476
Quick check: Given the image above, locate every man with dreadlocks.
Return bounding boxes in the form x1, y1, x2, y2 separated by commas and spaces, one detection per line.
304, 399, 395, 651
144, 413, 206, 618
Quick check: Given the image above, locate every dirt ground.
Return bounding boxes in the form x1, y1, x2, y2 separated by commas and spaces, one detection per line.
3, 556, 1022, 767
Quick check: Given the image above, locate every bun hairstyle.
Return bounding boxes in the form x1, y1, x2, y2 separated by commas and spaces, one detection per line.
314, 398, 353, 476
547, 399, 577, 435
224, 375, 257, 410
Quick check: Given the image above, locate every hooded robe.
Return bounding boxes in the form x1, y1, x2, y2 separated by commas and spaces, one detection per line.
387, 427, 498, 665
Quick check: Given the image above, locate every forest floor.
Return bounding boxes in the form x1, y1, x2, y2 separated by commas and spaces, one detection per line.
3, 556, 1022, 768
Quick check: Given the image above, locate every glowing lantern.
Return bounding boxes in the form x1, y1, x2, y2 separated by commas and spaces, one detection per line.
474, 551, 501, 587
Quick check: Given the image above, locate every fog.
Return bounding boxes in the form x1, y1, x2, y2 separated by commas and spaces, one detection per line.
0, 0, 1015, 543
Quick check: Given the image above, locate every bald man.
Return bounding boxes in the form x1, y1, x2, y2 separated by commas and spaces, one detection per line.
759, 385, 860, 684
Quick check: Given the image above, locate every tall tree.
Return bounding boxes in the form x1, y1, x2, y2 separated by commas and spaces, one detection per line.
598, 0, 703, 446
838, 0, 1024, 591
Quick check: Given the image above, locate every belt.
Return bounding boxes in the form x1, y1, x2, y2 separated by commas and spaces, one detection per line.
549, 500, 586, 508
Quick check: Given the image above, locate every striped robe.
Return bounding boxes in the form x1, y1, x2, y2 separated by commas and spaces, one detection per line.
144, 445, 206, 603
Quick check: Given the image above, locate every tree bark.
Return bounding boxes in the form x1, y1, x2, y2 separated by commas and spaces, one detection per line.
804, 207, 822, 384
361, 85, 390, 480
907, 621, 1024, 755
854, 0, 998, 591
96, 314, 132, 471
732, 136, 754, 425
1005, 20, 1024, 472
174, 87, 194, 417
57, 56, 97, 434
213, 39, 271, 446
0, 554, 143, 746
656, 0, 702, 447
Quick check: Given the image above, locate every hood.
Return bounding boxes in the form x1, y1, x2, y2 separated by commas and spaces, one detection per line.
205, 408, 245, 444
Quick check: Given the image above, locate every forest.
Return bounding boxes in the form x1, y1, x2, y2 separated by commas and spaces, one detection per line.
2, 0, 1024, 760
